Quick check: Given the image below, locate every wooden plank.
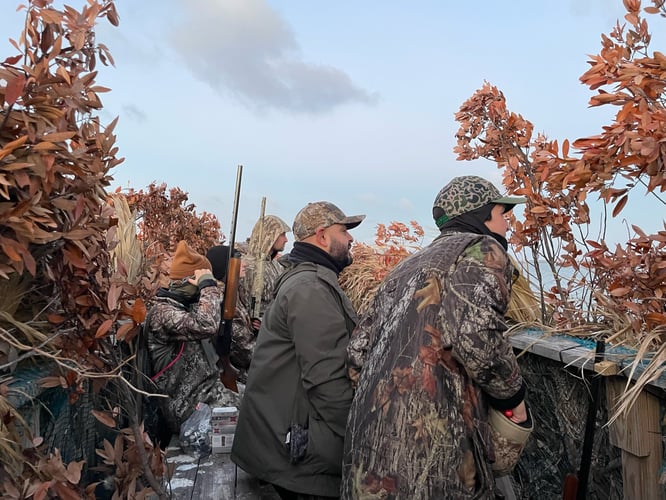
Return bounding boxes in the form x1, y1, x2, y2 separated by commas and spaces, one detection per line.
606, 378, 664, 500
620, 447, 665, 500
509, 328, 666, 389
165, 437, 280, 499
606, 378, 660, 457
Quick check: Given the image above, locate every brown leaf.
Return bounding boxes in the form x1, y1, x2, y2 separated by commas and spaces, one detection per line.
131, 297, 147, 324
64, 460, 84, 484
0, 135, 28, 160
107, 283, 121, 312
612, 194, 628, 217
42, 131, 77, 142
95, 319, 113, 338
33, 481, 51, 500
2, 55, 21, 65
47, 314, 67, 324
4, 74, 25, 106
115, 321, 135, 341
52, 482, 82, 500
92, 409, 117, 429
39, 376, 67, 389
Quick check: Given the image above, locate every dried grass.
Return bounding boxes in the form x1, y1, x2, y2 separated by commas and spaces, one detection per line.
0, 273, 31, 317
343, 242, 544, 325
340, 243, 394, 316
0, 377, 31, 479
507, 258, 542, 324
108, 193, 143, 285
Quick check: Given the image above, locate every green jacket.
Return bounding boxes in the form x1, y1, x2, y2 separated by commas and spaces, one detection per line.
231, 261, 357, 497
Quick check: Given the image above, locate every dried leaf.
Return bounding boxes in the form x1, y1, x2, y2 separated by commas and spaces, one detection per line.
91, 409, 117, 428
115, 321, 135, 341
4, 74, 25, 106
612, 194, 628, 217
107, 283, 121, 312
39, 376, 66, 389
95, 319, 113, 338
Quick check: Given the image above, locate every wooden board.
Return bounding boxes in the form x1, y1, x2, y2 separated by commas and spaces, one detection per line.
508, 328, 666, 389
606, 378, 664, 500
165, 437, 280, 499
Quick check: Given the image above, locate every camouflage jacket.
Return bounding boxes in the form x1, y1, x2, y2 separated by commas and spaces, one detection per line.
239, 215, 290, 319
229, 297, 256, 384
341, 232, 525, 500
146, 285, 240, 434
240, 258, 286, 319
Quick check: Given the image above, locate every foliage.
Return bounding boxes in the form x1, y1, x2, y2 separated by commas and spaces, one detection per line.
340, 221, 424, 315
453, 0, 666, 418
0, 1, 170, 498
123, 182, 223, 257
454, 0, 666, 335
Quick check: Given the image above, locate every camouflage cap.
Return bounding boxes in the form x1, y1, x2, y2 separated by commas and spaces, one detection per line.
433, 175, 526, 229
292, 201, 365, 241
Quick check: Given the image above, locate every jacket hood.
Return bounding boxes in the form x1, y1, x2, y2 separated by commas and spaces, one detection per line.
247, 215, 290, 258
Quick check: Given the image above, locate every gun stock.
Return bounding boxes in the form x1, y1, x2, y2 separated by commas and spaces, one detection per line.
562, 473, 578, 500
223, 255, 241, 321
219, 165, 243, 393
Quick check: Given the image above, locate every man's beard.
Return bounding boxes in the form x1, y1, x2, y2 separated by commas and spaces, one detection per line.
329, 238, 352, 269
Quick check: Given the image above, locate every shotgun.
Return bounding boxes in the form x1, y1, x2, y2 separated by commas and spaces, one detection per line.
249, 196, 266, 322
219, 165, 243, 393
562, 339, 605, 500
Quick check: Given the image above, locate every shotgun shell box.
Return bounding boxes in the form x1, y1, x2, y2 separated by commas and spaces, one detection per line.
211, 406, 238, 429
210, 406, 238, 452
211, 433, 235, 454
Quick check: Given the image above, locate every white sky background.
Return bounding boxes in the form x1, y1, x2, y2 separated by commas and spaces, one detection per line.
2, 0, 664, 249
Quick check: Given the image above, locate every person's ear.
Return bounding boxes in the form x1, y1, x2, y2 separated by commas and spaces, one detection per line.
314, 226, 329, 247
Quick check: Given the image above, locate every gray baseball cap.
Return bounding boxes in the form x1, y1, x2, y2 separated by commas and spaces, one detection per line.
292, 201, 365, 241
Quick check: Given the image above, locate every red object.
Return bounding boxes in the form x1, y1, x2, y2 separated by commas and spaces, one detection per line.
503, 409, 513, 418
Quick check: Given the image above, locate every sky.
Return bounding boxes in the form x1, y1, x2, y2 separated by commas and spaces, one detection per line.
2, 0, 664, 250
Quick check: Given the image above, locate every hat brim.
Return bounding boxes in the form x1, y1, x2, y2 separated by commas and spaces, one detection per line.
493, 196, 527, 205
340, 214, 365, 230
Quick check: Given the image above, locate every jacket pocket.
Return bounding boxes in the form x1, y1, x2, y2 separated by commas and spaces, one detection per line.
302, 414, 343, 474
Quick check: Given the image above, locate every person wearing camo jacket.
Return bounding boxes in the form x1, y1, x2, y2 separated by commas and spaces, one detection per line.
145, 240, 240, 436
232, 201, 364, 500
239, 214, 291, 330
341, 176, 530, 500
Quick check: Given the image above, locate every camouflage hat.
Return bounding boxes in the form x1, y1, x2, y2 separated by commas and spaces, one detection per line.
292, 201, 365, 241
433, 175, 526, 229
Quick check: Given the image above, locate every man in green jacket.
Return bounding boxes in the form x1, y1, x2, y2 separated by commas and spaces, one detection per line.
231, 201, 364, 500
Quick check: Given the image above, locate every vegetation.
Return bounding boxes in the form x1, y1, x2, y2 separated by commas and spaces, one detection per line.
0, 1, 221, 497
0, 0, 665, 496
454, 0, 666, 419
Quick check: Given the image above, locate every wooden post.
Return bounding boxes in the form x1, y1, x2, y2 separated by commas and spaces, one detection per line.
606, 377, 665, 500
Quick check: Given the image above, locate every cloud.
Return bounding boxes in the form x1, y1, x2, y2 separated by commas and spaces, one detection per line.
122, 104, 148, 123
167, 0, 377, 113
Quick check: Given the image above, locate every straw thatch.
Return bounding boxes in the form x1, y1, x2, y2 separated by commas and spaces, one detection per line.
108, 193, 143, 285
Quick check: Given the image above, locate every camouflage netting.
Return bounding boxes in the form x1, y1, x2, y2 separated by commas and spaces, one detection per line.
7, 363, 109, 475
509, 352, 634, 499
